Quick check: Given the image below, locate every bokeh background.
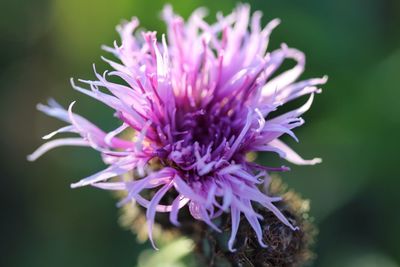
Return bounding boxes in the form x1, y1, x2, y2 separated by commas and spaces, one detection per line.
2, 0, 400, 266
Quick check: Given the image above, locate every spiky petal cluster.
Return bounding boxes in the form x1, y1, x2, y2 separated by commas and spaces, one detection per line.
28, 5, 326, 250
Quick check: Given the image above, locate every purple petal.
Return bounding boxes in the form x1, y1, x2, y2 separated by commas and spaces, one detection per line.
269, 139, 322, 165
146, 182, 173, 249
27, 138, 89, 161
228, 206, 240, 252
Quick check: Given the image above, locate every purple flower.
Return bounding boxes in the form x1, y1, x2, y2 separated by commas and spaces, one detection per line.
28, 5, 326, 250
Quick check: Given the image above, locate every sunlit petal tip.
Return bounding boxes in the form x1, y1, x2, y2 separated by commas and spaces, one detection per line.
311, 157, 323, 164
70, 181, 84, 189
26, 154, 35, 162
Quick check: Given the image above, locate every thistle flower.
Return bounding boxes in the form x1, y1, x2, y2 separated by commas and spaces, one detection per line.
28, 5, 326, 251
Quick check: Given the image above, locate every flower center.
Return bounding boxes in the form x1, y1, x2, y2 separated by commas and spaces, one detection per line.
156, 104, 247, 180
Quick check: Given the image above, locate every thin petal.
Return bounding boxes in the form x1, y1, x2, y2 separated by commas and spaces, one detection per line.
228, 206, 240, 252
262, 46, 305, 96
70, 163, 132, 188
169, 195, 186, 226
173, 176, 206, 203
242, 199, 267, 248
42, 125, 77, 140
268, 93, 314, 124
27, 138, 89, 161
146, 182, 173, 249
269, 139, 322, 165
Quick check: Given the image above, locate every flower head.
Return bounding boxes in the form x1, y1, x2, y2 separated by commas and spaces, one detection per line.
28, 5, 326, 250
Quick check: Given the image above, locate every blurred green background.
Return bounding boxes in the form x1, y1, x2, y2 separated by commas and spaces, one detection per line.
1, 0, 400, 266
